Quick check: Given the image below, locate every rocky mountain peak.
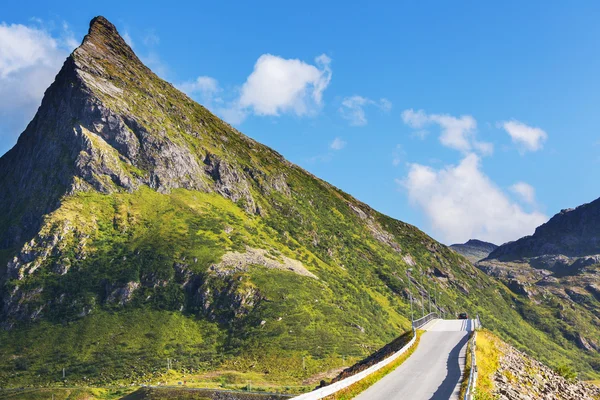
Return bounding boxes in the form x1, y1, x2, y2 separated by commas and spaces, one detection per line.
85, 15, 133, 57
450, 239, 498, 263
75, 15, 146, 80
464, 239, 497, 249
0, 16, 274, 248
89, 15, 117, 35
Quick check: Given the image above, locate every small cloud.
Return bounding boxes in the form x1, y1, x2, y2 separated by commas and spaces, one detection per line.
510, 182, 536, 205
215, 53, 331, 125
500, 120, 547, 153
177, 76, 222, 108
60, 22, 79, 50
330, 137, 346, 150
123, 31, 134, 48
238, 53, 332, 118
379, 98, 392, 112
401, 108, 429, 129
140, 52, 168, 78
218, 106, 248, 126
401, 108, 493, 156
339, 96, 369, 126
339, 95, 391, 126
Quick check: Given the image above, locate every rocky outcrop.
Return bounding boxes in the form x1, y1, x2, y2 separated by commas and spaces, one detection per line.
348, 203, 401, 252
493, 339, 600, 400
204, 154, 256, 213
187, 271, 263, 323
211, 247, 317, 279
105, 281, 140, 305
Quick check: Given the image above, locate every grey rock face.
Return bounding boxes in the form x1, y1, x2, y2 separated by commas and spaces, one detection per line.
204, 153, 256, 213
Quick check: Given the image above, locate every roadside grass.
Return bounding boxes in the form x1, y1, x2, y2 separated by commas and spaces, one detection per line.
473, 329, 502, 400
322, 330, 423, 400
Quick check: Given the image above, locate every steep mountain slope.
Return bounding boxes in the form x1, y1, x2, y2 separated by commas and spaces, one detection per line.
0, 16, 598, 389
479, 197, 600, 365
450, 239, 497, 263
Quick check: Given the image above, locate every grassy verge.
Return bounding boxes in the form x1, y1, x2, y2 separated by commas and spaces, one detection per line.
322, 330, 422, 400
473, 329, 502, 400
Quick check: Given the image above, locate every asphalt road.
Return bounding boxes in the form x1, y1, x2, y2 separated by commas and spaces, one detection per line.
354, 319, 473, 400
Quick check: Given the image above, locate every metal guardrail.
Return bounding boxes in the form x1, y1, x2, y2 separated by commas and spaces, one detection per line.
293, 330, 418, 399
295, 313, 480, 400
412, 312, 438, 329
464, 314, 480, 400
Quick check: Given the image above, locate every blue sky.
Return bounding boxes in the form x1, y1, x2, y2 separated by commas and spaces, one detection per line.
2, 1, 600, 245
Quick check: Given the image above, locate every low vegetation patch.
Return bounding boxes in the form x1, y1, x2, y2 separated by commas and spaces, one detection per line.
473, 329, 502, 399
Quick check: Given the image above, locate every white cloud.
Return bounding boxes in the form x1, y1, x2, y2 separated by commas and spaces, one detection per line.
140, 52, 168, 78
60, 22, 79, 50
510, 182, 536, 205
339, 95, 391, 126
401, 109, 429, 129
400, 153, 547, 244
218, 106, 248, 126
180, 76, 219, 95
177, 76, 222, 108
236, 53, 331, 118
430, 113, 477, 153
401, 109, 493, 155
379, 98, 392, 112
177, 53, 332, 125
123, 31, 134, 48
0, 22, 73, 154
501, 120, 547, 153
330, 137, 346, 150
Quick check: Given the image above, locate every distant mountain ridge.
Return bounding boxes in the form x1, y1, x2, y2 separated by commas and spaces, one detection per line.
487, 197, 600, 262
450, 239, 497, 263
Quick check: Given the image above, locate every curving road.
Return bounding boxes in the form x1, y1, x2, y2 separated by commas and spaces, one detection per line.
354, 319, 473, 400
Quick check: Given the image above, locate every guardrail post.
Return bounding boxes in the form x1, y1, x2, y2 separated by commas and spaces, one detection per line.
464, 318, 481, 400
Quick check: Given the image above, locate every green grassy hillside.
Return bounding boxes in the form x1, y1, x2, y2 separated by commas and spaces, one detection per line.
0, 16, 598, 393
